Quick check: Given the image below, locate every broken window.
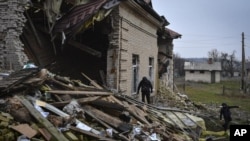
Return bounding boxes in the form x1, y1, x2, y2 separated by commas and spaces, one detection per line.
132, 54, 139, 94
190, 70, 194, 73
200, 70, 205, 74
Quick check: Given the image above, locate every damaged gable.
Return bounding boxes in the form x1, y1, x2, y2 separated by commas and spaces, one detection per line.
157, 27, 181, 91
0, 0, 122, 71
1, 0, 177, 97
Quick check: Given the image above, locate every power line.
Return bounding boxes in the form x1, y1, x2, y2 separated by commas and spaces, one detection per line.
176, 38, 247, 42
181, 34, 238, 38
174, 43, 243, 47
175, 34, 250, 42
245, 34, 250, 37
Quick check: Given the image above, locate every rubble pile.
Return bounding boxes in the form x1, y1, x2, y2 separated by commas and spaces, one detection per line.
156, 84, 196, 111
0, 68, 222, 141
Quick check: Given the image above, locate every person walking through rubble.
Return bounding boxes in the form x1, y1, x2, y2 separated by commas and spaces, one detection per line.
220, 103, 239, 132
137, 77, 153, 104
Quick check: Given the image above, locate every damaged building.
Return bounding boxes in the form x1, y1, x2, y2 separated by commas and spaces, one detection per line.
0, 1, 232, 141
0, 0, 181, 99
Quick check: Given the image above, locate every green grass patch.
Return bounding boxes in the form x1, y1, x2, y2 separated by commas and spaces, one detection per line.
177, 80, 250, 112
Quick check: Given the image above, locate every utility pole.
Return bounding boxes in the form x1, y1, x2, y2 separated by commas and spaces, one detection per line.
241, 32, 246, 93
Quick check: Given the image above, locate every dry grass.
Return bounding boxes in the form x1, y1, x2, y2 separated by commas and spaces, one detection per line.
175, 78, 250, 112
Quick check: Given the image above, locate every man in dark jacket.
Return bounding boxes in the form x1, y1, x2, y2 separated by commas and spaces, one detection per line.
137, 77, 153, 104
220, 103, 239, 131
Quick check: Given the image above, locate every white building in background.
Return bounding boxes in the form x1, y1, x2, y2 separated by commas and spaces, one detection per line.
184, 60, 222, 83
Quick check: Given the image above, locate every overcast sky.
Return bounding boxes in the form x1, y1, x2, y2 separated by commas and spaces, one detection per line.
152, 0, 250, 60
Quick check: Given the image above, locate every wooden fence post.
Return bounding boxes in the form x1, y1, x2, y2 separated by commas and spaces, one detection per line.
222, 85, 225, 95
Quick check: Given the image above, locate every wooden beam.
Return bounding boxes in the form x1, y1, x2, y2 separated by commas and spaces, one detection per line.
108, 95, 124, 106
126, 104, 151, 126
51, 96, 101, 107
81, 72, 103, 89
90, 99, 125, 111
82, 107, 129, 141
16, 96, 69, 141
48, 90, 112, 95
35, 99, 100, 135
68, 40, 102, 57
83, 105, 123, 128
70, 126, 117, 141
83, 108, 130, 140
48, 78, 75, 90
25, 11, 43, 49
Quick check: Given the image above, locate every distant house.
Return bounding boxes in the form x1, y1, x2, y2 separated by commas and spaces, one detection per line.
246, 62, 250, 79
233, 70, 240, 77
184, 60, 222, 83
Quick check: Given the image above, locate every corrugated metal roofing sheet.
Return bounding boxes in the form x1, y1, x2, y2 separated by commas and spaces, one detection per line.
53, 0, 108, 35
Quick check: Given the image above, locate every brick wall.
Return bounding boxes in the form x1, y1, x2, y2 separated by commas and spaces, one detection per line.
106, 8, 120, 91
106, 2, 159, 96
0, 0, 28, 70
158, 42, 174, 91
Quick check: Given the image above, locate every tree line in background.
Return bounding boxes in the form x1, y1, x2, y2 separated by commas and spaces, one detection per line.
174, 48, 250, 77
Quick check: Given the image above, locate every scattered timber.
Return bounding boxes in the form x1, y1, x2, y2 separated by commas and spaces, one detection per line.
0, 68, 227, 141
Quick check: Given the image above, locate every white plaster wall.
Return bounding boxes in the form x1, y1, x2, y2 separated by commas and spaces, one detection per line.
185, 71, 211, 83
215, 71, 221, 83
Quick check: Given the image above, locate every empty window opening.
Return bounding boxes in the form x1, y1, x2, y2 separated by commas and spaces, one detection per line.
132, 54, 139, 94
149, 57, 154, 85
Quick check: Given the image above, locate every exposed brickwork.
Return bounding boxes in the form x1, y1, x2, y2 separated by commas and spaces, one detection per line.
106, 7, 120, 90
0, 0, 28, 70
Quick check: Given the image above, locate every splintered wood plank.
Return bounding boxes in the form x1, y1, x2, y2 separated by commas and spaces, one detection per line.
64, 131, 78, 141
70, 126, 117, 141
10, 124, 37, 138
127, 104, 150, 125
49, 78, 75, 90
121, 101, 130, 108
38, 128, 52, 141
51, 96, 101, 107
77, 96, 101, 103
81, 72, 103, 89
83, 105, 123, 128
48, 90, 112, 95
109, 95, 124, 106
68, 40, 102, 58
105, 95, 115, 103
81, 108, 128, 141
90, 99, 125, 111
16, 96, 69, 141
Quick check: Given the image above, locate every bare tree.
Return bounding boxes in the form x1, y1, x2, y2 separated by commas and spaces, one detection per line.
208, 49, 220, 62
247, 56, 250, 62
228, 51, 237, 77
220, 50, 238, 77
